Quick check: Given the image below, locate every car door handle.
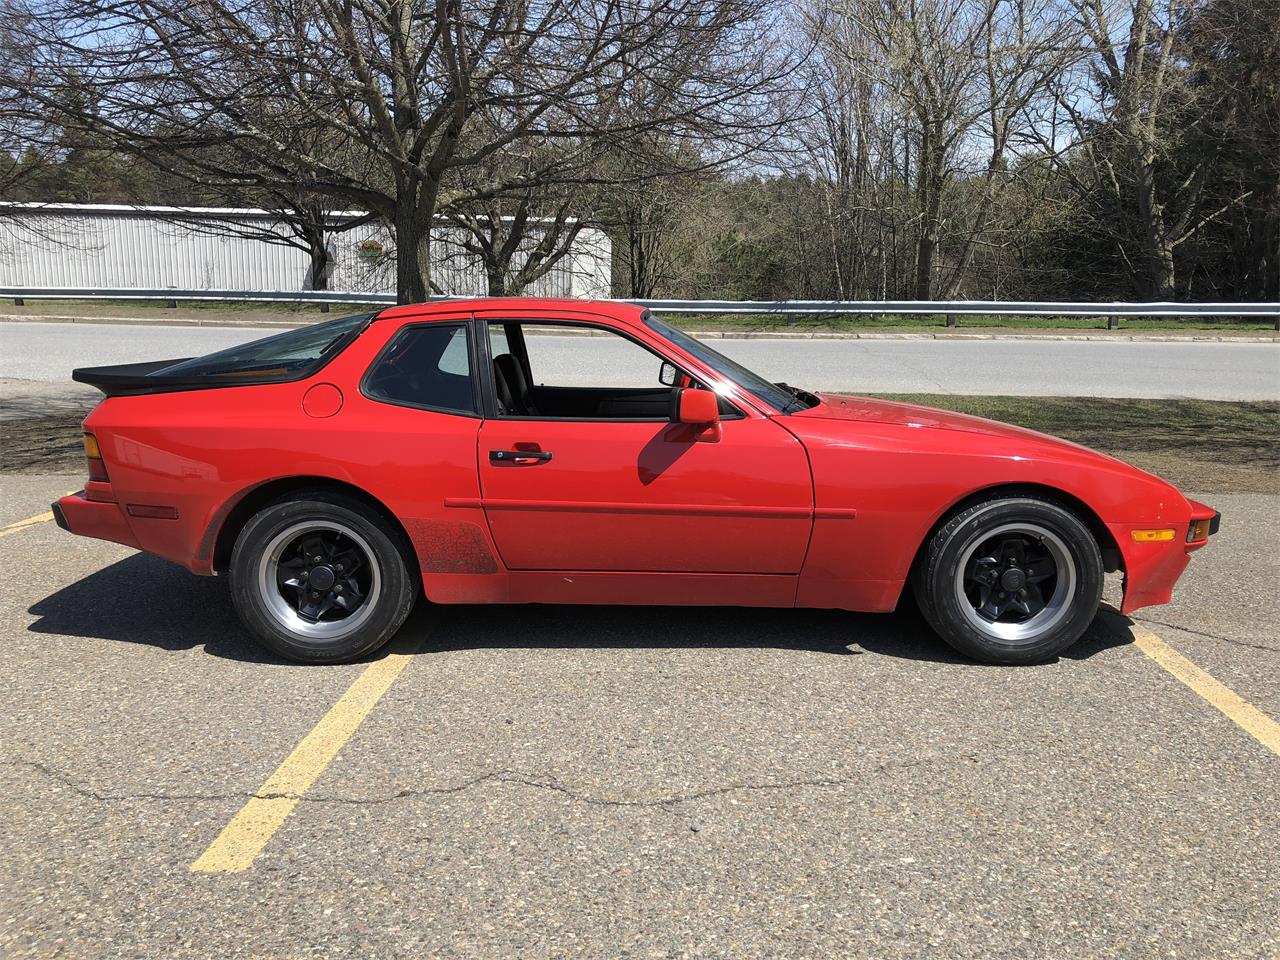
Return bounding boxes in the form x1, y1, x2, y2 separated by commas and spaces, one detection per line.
490, 449, 553, 464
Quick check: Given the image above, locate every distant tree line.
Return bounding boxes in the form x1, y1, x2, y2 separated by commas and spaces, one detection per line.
1, 0, 1275, 303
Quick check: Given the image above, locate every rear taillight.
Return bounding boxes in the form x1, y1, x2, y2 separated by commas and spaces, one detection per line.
84, 433, 109, 482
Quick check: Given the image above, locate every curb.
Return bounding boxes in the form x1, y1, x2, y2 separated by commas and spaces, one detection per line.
1, 312, 1277, 343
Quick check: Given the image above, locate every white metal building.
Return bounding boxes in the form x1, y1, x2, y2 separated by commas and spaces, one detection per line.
0, 202, 612, 297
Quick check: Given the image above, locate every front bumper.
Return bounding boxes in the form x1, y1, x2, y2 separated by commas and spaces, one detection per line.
52, 492, 140, 550
1114, 498, 1220, 614
1185, 499, 1221, 551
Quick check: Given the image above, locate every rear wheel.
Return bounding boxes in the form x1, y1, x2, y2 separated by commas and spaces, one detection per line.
229, 492, 417, 663
914, 495, 1103, 664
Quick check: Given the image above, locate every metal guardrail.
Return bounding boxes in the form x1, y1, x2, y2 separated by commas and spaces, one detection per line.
2, 286, 1278, 327
2, 286, 399, 305
636, 298, 1280, 317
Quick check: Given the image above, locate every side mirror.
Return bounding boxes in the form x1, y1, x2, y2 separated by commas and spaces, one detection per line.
677, 387, 720, 424
676, 387, 721, 442
659, 360, 678, 387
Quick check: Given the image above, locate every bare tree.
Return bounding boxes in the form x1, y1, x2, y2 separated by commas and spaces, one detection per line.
437, 139, 596, 297
789, 2, 908, 298
0, 7, 63, 245
817, 0, 1075, 298
444, 198, 585, 298
1052, 0, 1230, 298
5, 0, 794, 303
146, 190, 377, 292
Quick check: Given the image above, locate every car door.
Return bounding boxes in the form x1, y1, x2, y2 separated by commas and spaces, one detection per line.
475, 316, 813, 574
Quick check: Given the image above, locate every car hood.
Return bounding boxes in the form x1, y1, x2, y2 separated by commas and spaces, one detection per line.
792, 393, 1116, 457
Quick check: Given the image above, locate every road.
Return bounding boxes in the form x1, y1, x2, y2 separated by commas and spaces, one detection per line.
1, 473, 1277, 958
2, 320, 1278, 400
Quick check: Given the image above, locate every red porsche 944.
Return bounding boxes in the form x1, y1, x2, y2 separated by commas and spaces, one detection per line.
55, 299, 1218, 665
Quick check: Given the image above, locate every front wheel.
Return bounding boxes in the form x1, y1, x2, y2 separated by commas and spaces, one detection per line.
229, 492, 417, 663
914, 495, 1103, 665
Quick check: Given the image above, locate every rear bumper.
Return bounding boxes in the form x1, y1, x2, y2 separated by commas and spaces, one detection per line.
53, 492, 140, 550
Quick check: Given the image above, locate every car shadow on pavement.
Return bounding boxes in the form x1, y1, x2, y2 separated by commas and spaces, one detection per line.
397, 598, 1132, 666
27, 553, 1133, 666
415, 603, 984, 665
26, 553, 280, 663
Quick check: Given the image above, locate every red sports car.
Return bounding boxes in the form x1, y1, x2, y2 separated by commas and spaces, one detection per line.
55, 298, 1218, 665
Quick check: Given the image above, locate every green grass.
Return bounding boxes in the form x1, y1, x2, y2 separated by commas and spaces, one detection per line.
5, 300, 1274, 332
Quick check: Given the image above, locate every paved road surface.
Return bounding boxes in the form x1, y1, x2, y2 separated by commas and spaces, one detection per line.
3, 321, 1277, 400
1, 474, 1277, 958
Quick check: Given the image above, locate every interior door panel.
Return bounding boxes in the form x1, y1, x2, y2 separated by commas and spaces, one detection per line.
527, 385, 675, 419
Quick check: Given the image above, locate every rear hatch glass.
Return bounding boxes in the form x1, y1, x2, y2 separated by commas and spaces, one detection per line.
151, 312, 374, 380
73, 312, 376, 397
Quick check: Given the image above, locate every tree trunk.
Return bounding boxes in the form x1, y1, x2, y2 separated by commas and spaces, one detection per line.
303, 223, 330, 291
485, 263, 507, 297
393, 197, 432, 304
914, 230, 937, 300
1133, 155, 1177, 298
913, 126, 943, 300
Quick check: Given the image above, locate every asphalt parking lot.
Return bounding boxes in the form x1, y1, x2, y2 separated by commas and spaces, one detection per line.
2, 472, 1277, 958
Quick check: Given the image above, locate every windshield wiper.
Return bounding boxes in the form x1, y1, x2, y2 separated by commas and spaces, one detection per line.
774, 382, 816, 413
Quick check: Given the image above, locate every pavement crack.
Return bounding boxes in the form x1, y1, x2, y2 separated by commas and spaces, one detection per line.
10, 759, 251, 804
1132, 616, 1280, 654
10, 758, 888, 811
300, 770, 865, 809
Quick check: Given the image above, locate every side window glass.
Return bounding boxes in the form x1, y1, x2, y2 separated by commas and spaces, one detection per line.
364, 324, 476, 415
489, 324, 510, 359
437, 326, 470, 376
521, 324, 668, 388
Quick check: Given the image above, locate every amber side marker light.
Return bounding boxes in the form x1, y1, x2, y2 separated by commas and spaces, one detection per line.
126, 504, 179, 520
83, 433, 109, 482
1131, 529, 1176, 543
1187, 518, 1212, 542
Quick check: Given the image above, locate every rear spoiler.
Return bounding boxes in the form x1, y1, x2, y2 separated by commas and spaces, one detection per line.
72, 358, 215, 397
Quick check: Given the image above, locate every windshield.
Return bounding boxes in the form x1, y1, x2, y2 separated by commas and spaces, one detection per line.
643, 313, 808, 414
151, 312, 374, 380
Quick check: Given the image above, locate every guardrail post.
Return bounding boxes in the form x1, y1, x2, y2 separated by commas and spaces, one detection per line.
165, 298, 177, 309
320, 303, 330, 314
13, 297, 23, 306
945, 313, 956, 328
1108, 314, 1119, 330
1274, 312, 1279, 332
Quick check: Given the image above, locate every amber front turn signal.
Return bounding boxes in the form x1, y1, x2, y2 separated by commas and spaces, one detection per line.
1187, 518, 1212, 542
1131, 528, 1175, 543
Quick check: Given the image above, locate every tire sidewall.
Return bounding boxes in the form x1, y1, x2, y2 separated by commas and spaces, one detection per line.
229, 495, 416, 663
926, 497, 1103, 665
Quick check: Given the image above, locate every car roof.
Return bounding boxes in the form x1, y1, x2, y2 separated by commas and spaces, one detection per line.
375, 297, 648, 327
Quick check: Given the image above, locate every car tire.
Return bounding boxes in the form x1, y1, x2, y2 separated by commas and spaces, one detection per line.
913, 494, 1103, 665
229, 491, 418, 664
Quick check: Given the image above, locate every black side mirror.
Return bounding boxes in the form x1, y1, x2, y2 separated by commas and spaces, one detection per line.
659, 361, 678, 387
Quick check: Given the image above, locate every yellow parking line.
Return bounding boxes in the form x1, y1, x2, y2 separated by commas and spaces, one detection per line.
0, 511, 54, 537
191, 635, 425, 874
0, 492, 79, 539
1131, 624, 1280, 758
